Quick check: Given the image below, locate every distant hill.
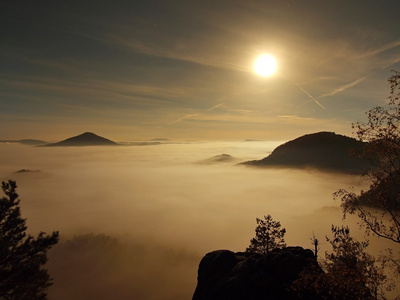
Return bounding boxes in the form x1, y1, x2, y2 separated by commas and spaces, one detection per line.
150, 138, 170, 141
197, 154, 236, 164
18, 139, 48, 145
242, 132, 369, 173
42, 132, 118, 147
1, 169, 51, 181
15, 169, 42, 173
0, 139, 48, 145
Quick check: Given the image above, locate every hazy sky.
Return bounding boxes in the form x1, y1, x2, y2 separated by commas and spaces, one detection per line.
2, 0, 400, 141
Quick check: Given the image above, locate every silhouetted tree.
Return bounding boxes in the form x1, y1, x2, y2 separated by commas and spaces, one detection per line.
310, 232, 319, 259
323, 226, 386, 299
336, 71, 400, 242
294, 226, 387, 299
246, 214, 286, 255
0, 180, 59, 299
335, 70, 400, 278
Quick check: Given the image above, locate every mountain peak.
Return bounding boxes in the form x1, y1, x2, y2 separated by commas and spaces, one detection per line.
81, 132, 96, 136
43, 132, 118, 147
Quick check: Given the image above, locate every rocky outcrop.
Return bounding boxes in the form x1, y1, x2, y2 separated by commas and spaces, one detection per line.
193, 247, 321, 300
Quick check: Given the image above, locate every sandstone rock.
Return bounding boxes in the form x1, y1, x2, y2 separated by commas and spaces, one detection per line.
193, 247, 321, 300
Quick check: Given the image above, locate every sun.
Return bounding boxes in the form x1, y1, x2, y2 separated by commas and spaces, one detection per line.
254, 54, 277, 77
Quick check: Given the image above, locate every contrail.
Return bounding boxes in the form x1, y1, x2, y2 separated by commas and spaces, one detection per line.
280, 75, 325, 109
293, 82, 325, 109
170, 114, 199, 124
318, 77, 366, 100
360, 39, 400, 58
207, 104, 225, 111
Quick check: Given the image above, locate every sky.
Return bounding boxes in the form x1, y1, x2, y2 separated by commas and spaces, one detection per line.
1, 0, 400, 141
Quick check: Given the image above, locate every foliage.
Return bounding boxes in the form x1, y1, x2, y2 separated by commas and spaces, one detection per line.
246, 214, 286, 255
0, 180, 59, 299
294, 226, 387, 300
334, 71, 400, 284
335, 70, 400, 243
323, 226, 387, 299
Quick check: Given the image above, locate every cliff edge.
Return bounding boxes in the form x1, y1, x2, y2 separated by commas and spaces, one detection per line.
192, 247, 321, 300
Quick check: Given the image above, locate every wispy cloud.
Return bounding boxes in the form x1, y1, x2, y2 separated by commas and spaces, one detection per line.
278, 115, 317, 122
360, 39, 400, 58
207, 104, 225, 111
101, 33, 243, 74
168, 103, 257, 127
318, 76, 367, 100
170, 114, 199, 124
0, 75, 186, 106
207, 104, 254, 114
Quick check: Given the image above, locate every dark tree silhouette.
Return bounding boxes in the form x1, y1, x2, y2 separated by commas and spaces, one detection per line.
310, 232, 319, 259
335, 70, 400, 244
294, 226, 387, 300
323, 226, 386, 299
334, 71, 400, 283
246, 214, 286, 255
0, 180, 59, 299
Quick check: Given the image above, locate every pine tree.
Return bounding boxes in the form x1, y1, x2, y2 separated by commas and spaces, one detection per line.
0, 180, 59, 299
246, 214, 286, 255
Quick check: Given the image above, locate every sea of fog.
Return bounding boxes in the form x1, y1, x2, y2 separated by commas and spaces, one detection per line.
0, 141, 395, 299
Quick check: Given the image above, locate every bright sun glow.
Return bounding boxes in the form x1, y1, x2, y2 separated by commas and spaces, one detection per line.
254, 54, 277, 77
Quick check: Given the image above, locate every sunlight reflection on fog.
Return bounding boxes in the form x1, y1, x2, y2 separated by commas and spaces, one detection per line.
0, 142, 388, 299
